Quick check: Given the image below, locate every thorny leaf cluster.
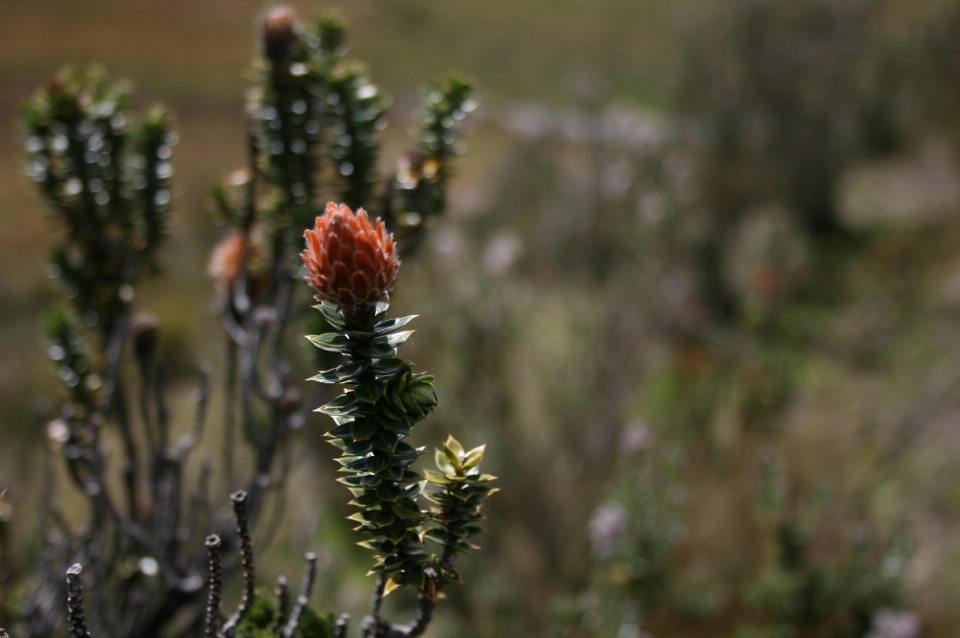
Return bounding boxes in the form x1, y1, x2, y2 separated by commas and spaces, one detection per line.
21, 65, 172, 337
423, 437, 499, 586
308, 300, 496, 637
210, 7, 475, 258
383, 75, 476, 255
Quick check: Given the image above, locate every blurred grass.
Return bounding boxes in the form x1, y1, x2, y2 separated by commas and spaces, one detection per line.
0, 0, 684, 104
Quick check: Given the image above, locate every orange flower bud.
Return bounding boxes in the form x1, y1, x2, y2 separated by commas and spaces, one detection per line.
261, 5, 300, 68
301, 202, 400, 310
208, 232, 247, 288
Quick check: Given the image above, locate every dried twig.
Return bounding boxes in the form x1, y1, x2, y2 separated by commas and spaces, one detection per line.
178, 366, 211, 460
282, 553, 317, 638
65, 564, 92, 638
104, 318, 140, 522
274, 576, 290, 628
360, 576, 387, 638
218, 491, 256, 638
204, 535, 223, 638
333, 614, 350, 638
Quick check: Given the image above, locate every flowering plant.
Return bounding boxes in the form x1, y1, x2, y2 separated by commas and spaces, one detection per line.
302, 203, 496, 637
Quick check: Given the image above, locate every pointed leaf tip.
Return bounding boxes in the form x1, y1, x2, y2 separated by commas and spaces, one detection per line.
383, 573, 404, 596
444, 435, 465, 457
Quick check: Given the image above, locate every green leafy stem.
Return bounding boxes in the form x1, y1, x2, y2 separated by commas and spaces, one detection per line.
307, 300, 496, 637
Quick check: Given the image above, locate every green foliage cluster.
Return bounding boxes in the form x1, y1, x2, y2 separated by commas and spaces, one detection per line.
311, 302, 437, 590
323, 60, 386, 211
43, 308, 99, 413
732, 459, 908, 638
234, 590, 335, 638
589, 438, 908, 637
21, 66, 173, 336
383, 75, 476, 248
13, 66, 198, 638
210, 7, 474, 256
308, 300, 496, 600
423, 437, 499, 583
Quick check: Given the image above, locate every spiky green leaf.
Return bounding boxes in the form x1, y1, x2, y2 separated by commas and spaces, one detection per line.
352, 418, 379, 441
373, 315, 418, 335
307, 332, 351, 353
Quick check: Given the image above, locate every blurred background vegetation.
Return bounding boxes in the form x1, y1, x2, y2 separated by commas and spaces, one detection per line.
8, 0, 960, 636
